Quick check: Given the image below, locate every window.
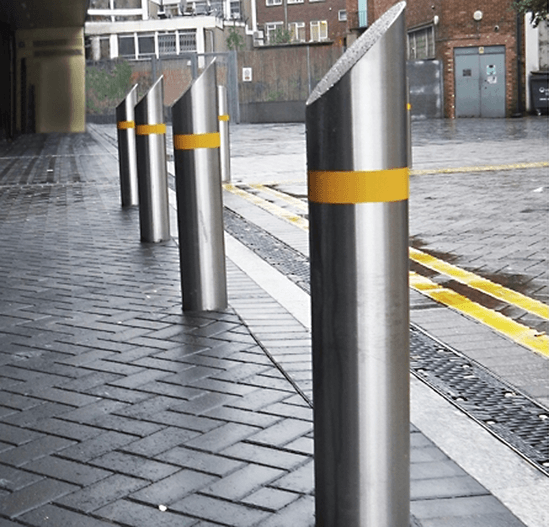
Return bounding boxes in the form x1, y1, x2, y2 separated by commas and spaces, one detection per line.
265, 22, 284, 43
138, 34, 155, 58
288, 22, 305, 43
287, 0, 304, 4
118, 34, 136, 58
310, 20, 328, 42
179, 30, 197, 52
338, 10, 347, 22
158, 33, 176, 56
407, 26, 435, 60
266, 0, 282, 5
230, 0, 242, 18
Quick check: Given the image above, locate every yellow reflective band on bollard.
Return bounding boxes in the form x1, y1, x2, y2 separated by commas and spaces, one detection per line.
117, 120, 135, 130
174, 132, 221, 150
308, 167, 409, 204
218, 114, 230, 122
136, 124, 167, 135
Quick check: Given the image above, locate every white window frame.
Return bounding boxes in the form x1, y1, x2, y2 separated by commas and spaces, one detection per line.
265, 21, 284, 43
338, 10, 347, 22
266, 0, 282, 6
288, 22, 306, 43
287, 0, 304, 4
310, 20, 328, 42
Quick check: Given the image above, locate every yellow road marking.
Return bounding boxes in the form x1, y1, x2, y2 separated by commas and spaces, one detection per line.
410, 161, 549, 176
224, 183, 548, 356
249, 184, 308, 212
410, 273, 548, 357
410, 247, 549, 320
224, 184, 309, 230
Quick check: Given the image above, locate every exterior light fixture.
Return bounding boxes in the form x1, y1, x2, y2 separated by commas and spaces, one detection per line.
473, 10, 483, 21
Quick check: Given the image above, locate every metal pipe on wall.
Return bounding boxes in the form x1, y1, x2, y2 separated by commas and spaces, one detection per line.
135, 76, 170, 243
306, 2, 410, 526
218, 85, 231, 183
172, 61, 227, 311
116, 84, 139, 208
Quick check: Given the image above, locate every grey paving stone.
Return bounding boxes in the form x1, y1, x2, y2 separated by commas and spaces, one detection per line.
420, 514, 527, 527
90, 451, 180, 481
259, 495, 315, 527
23, 455, 112, 486
96, 499, 197, 527
0, 423, 42, 446
20, 504, 118, 527
55, 473, 148, 513
130, 469, 217, 505
0, 435, 75, 467
270, 460, 314, 494
57, 431, 139, 462
201, 463, 286, 500
157, 446, 244, 476
0, 478, 78, 519
171, 494, 270, 526
184, 422, 260, 453
222, 442, 310, 470
247, 418, 313, 447
0, 464, 43, 491
411, 495, 516, 520
120, 426, 201, 456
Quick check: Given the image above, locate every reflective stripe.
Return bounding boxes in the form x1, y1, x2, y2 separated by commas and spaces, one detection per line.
218, 114, 230, 122
174, 132, 221, 150
136, 124, 166, 135
117, 120, 135, 130
308, 167, 409, 204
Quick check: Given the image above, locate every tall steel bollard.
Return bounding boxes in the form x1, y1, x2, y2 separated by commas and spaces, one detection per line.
134, 76, 170, 243
218, 85, 231, 183
116, 84, 139, 207
172, 61, 227, 311
306, 3, 410, 526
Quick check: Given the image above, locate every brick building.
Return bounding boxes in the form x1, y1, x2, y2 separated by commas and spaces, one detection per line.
255, 0, 348, 46
347, 0, 527, 118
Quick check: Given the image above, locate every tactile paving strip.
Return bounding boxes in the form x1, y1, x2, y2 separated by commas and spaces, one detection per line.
224, 207, 549, 477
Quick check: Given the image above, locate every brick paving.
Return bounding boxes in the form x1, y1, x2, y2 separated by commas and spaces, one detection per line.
0, 127, 535, 526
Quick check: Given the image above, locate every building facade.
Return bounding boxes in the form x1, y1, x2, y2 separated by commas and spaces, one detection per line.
254, 0, 348, 46
346, 0, 533, 118
85, 0, 254, 60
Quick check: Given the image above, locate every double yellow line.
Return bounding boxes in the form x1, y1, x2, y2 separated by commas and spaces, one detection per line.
225, 183, 548, 357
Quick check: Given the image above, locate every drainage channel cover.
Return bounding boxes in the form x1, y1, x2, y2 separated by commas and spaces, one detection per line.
224, 207, 549, 477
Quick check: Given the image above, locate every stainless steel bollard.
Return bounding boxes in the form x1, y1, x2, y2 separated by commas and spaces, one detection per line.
218, 85, 231, 183
116, 84, 139, 207
134, 76, 170, 243
172, 61, 227, 311
306, 3, 410, 526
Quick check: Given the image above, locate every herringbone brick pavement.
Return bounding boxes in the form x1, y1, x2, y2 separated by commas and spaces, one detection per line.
0, 134, 314, 526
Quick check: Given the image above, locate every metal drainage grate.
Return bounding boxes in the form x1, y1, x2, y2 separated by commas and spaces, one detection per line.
224, 206, 549, 477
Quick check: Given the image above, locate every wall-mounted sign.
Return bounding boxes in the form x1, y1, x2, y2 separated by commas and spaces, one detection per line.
242, 67, 252, 82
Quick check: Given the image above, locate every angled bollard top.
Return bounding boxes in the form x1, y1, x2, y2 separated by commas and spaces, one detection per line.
307, 1, 408, 203
172, 61, 220, 147
135, 76, 167, 136
134, 76, 170, 243
116, 84, 139, 208
116, 83, 138, 130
